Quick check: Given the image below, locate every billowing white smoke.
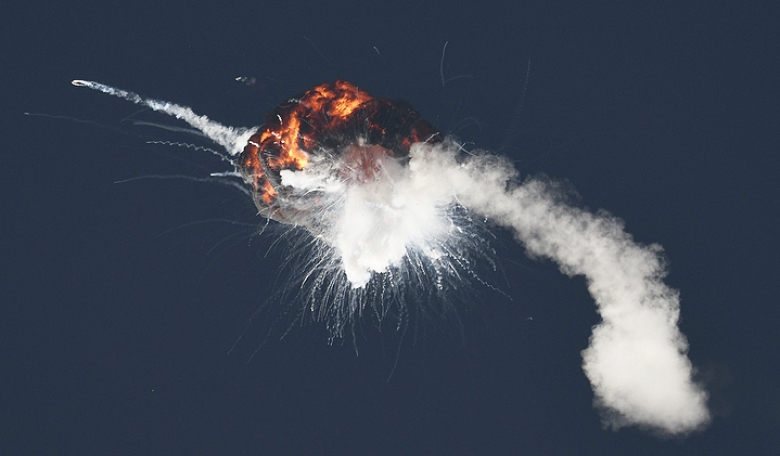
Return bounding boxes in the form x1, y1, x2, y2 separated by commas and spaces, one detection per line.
283, 140, 711, 435
280, 151, 455, 288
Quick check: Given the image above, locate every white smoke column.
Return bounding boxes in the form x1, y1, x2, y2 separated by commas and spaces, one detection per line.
404, 141, 710, 435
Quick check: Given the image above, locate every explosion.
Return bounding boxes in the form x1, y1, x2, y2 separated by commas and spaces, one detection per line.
237, 80, 440, 225
72, 78, 711, 436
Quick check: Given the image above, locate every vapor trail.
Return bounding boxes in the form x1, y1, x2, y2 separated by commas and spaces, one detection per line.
71, 80, 254, 155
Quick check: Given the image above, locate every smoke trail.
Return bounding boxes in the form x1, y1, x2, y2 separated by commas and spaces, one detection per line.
71, 80, 254, 155
401, 141, 711, 434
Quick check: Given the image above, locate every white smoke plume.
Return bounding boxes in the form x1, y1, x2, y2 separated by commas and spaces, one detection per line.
282, 140, 711, 434
410, 142, 711, 434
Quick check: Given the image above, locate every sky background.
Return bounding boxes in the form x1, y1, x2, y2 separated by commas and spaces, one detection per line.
2, 1, 778, 455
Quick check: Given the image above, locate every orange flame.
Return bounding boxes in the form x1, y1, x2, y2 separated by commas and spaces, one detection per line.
239, 80, 440, 222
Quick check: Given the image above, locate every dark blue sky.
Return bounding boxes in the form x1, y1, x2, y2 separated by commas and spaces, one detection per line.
2, 1, 778, 455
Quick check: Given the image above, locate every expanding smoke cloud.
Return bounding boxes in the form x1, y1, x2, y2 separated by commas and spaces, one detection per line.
283, 140, 711, 435
72, 79, 711, 435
